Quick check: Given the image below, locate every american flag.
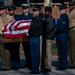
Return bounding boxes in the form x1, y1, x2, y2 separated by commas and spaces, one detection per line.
3, 20, 32, 39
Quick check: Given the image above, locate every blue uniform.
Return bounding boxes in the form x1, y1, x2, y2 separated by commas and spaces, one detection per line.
14, 14, 21, 21
20, 13, 33, 20
56, 14, 69, 69
20, 13, 33, 69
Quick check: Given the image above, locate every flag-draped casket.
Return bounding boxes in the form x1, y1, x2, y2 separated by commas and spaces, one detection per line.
3, 20, 32, 42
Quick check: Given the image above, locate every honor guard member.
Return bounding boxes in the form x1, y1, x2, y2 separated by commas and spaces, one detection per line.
42, 6, 55, 72
28, 6, 42, 74
8, 5, 21, 20
20, 4, 33, 69
0, 4, 14, 71
68, 1, 75, 68
56, 4, 69, 70
8, 5, 16, 16
6, 5, 21, 70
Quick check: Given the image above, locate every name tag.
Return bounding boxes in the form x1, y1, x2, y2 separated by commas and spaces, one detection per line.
62, 21, 66, 24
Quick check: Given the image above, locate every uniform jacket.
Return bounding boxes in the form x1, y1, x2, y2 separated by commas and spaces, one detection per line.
68, 9, 75, 31
44, 15, 55, 40
0, 14, 15, 34
14, 14, 21, 21
56, 14, 69, 35
20, 13, 33, 20
28, 15, 42, 38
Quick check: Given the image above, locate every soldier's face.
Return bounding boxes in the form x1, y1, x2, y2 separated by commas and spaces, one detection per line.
60, 9, 66, 14
9, 10, 14, 16
33, 11, 40, 17
45, 11, 50, 16
23, 8, 29, 14
0, 9, 6, 16
69, 6, 74, 11
45, 11, 52, 17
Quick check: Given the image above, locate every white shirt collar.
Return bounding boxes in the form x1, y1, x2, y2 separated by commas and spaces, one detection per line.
24, 13, 28, 16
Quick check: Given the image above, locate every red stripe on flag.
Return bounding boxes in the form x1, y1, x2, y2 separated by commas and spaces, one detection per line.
11, 33, 26, 39
4, 34, 11, 39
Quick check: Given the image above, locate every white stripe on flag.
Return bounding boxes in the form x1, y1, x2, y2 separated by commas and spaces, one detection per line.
11, 21, 20, 30
12, 29, 28, 34
18, 22, 31, 28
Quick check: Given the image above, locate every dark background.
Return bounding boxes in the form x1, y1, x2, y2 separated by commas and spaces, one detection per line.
52, 0, 71, 3
30, 0, 71, 3
13, 0, 71, 7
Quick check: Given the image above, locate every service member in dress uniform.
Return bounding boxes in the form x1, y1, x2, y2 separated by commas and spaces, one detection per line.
0, 4, 14, 71
68, 1, 75, 68
56, 4, 69, 70
20, 4, 33, 69
6, 5, 21, 70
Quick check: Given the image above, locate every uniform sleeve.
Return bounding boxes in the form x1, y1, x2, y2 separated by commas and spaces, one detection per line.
56, 16, 69, 32
7, 15, 15, 24
69, 11, 75, 29
14, 14, 22, 21
2, 14, 15, 25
